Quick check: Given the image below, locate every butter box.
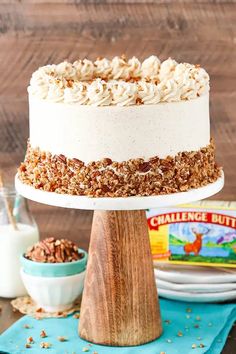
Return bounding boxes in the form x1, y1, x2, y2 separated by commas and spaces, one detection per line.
146, 201, 236, 268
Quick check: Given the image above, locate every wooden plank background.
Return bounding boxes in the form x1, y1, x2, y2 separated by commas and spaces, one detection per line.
0, 1, 235, 246
0, 3, 236, 351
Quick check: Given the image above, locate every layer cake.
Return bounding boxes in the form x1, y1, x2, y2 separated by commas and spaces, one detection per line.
18, 56, 221, 197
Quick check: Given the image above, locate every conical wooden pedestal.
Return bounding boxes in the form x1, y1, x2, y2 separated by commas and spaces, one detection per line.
79, 210, 162, 346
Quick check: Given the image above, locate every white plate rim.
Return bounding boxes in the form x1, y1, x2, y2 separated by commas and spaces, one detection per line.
157, 287, 236, 303
156, 278, 236, 292
154, 268, 236, 284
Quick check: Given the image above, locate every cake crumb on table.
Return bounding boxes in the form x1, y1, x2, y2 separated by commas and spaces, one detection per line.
27, 336, 34, 344
73, 312, 80, 319
40, 342, 52, 348
57, 336, 68, 342
40, 329, 47, 338
23, 324, 31, 329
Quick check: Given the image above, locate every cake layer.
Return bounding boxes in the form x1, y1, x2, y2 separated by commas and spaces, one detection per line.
18, 141, 221, 198
29, 94, 210, 163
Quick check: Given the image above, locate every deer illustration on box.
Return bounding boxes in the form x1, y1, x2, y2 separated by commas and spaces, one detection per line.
184, 227, 210, 256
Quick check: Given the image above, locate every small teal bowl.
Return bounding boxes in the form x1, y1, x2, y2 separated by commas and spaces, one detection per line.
20, 249, 87, 277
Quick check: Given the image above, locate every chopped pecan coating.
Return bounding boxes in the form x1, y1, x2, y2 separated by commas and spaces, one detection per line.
18, 140, 221, 198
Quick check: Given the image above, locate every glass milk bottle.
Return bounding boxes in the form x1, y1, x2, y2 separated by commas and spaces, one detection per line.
0, 187, 39, 298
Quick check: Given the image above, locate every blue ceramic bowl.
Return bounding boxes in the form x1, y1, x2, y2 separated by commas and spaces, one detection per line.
20, 249, 87, 277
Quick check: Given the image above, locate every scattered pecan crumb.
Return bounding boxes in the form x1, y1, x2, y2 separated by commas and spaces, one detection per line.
136, 97, 143, 105
57, 154, 67, 164
199, 343, 205, 348
82, 348, 90, 352
138, 161, 151, 173
192, 343, 197, 349
57, 336, 68, 342
36, 308, 43, 313
23, 324, 31, 329
25, 343, 31, 348
177, 331, 183, 337
40, 342, 52, 348
40, 329, 47, 338
73, 312, 80, 319
186, 308, 192, 313
27, 336, 34, 344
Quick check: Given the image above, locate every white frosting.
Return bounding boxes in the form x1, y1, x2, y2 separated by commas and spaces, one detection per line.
94, 58, 112, 79
111, 56, 131, 80
128, 56, 142, 78
111, 81, 138, 106
87, 79, 112, 106
141, 55, 160, 80
29, 93, 210, 163
159, 58, 178, 81
28, 56, 210, 105
73, 59, 94, 80
64, 82, 88, 104
138, 81, 161, 104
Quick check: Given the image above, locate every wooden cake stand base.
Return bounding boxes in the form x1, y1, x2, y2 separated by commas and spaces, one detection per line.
79, 210, 162, 346
15, 174, 224, 346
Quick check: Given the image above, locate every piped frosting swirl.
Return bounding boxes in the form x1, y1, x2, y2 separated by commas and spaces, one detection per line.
28, 56, 209, 106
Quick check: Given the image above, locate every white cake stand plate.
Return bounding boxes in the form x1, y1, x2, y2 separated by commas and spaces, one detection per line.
15, 173, 224, 210
15, 173, 224, 346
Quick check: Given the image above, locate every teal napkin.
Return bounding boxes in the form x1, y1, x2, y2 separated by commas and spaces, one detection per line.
0, 299, 235, 354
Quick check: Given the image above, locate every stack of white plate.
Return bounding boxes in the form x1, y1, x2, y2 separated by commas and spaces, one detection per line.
154, 264, 236, 302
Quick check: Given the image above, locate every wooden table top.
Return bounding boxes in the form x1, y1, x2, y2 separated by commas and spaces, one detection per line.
0, 1, 235, 352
